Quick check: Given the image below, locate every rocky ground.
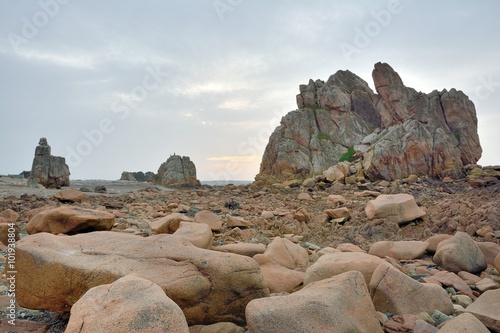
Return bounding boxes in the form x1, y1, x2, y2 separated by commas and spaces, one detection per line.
0, 175, 499, 332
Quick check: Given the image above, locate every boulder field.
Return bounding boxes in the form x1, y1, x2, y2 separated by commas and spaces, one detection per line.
1, 177, 499, 332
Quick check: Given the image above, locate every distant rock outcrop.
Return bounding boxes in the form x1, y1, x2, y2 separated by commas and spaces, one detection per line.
28, 138, 70, 188
120, 171, 136, 181
120, 171, 155, 182
153, 154, 200, 187
256, 63, 481, 183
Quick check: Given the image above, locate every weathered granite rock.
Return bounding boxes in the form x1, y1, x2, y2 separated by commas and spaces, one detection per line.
154, 154, 200, 187
65, 275, 190, 333
26, 206, 115, 235
173, 221, 213, 249
423, 270, 474, 298
324, 207, 351, 220
475, 278, 499, 292
0, 218, 20, 246
256, 63, 481, 183
425, 234, 453, 253
194, 210, 223, 231
0, 209, 20, 223
261, 236, 309, 270
433, 231, 487, 273
369, 263, 454, 316
28, 137, 70, 188
476, 241, 500, 266
213, 243, 266, 257
53, 189, 89, 203
226, 215, 253, 228
253, 254, 305, 294
16, 232, 269, 325
461, 289, 500, 332
439, 313, 490, 333
365, 194, 426, 225
322, 162, 351, 182
369, 240, 429, 260
246, 271, 383, 333
150, 213, 193, 234
327, 194, 347, 206
304, 251, 384, 286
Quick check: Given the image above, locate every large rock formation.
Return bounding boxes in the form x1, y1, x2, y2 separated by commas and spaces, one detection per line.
256, 63, 481, 183
154, 154, 200, 187
28, 138, 70, 188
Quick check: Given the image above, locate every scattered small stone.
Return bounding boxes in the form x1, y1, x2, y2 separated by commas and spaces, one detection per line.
261, 211, 274, 219
297, 192, 312, 201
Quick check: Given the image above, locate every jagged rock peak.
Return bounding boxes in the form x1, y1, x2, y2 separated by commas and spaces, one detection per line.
153, 154, 200, 187
256, 63, 481, 184
28, 137, 70, 189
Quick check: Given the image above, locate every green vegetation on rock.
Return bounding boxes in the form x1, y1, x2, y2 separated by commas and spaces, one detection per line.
339, 147, 356, 163
317, 132, 331, 141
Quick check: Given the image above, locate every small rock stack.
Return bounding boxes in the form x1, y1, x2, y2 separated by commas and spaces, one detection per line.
154, 154, 200, 187
28, 137, 70, 188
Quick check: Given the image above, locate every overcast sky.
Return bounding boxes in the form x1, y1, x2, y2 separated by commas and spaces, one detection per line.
1, 0, 499, 181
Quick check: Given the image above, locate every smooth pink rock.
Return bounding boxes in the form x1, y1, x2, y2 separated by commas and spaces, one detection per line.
369, 240, 428, 260
305, 251, 383, 286
246, 271, 383, 333
370, 263, 454, 316
433, 232, 487, 273
65, 275, 190, 333
262, 236, 309, 270
439, 313, 490, 333
365, 194, 425, 225
461, 289, 500, 332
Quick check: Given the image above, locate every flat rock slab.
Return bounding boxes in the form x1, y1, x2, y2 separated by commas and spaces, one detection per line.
369, 240, 429, 260
26, 206, 115, 235
16, 231, 269, 325
365, 194, 425, 225
213, 243, 266, 257
53, 189, 89, 203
